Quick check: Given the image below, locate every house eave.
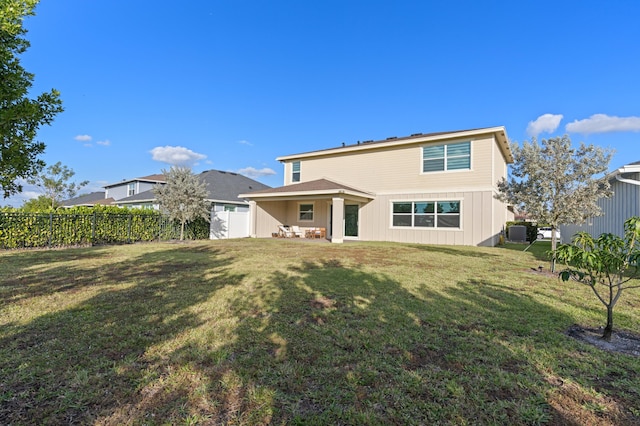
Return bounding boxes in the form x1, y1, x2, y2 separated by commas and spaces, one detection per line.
276, 126, 513, 164
239, 188, 375, 202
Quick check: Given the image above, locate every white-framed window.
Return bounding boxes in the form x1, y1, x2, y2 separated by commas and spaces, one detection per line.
392, 201, 460, 228
298, 202, 314, 221
422, 142, 470, 173
127, 183, 136, 196
292, 161, 301, 183
223, 204, 237, 212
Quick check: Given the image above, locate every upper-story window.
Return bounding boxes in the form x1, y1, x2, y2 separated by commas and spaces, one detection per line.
127, 183, 136, 196
292, 161, 301, 183
422, 142, 471, 173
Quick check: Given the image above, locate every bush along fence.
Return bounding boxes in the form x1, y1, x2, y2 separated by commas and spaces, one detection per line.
0, 206, 210, 249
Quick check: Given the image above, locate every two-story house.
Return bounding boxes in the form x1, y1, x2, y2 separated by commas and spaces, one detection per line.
240, 127, 513, 246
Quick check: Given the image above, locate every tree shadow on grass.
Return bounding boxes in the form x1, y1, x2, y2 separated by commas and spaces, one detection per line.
133, 257, 639, 424
4, 244, 639, 424
0, 244, 244, 424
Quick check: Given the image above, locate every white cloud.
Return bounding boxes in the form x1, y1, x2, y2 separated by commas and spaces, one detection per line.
237, 140, 253, 146
96, 139, 111, 146
526, 114, 563, 137
150, 146, 207, 166
565, 114, 640, 134
74, 134, 92, 142
237, 167, 276, 178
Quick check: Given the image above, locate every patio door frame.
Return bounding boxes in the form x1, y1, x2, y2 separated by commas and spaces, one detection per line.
344, 203, 359, 239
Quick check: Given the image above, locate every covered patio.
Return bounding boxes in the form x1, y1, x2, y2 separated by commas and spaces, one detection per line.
240, 179, 375, 243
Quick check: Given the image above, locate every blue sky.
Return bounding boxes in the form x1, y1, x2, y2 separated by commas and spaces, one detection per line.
5, 0, 640, 206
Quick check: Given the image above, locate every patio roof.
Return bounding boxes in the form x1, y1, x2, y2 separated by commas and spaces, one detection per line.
239, 178, 375, 201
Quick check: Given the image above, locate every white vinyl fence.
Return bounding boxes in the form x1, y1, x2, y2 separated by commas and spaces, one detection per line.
210, 210, 250, 239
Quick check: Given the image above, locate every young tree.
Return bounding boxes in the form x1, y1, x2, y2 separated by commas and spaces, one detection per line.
21, 194, 57, 211
496, 135, 612, 270
556, 217, 640, 341
154, 167, 210, 240
27, 161, 88, 208
0, 0, 64, 198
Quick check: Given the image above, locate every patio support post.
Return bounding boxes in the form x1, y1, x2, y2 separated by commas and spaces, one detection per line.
331, 197, 344, 243
248, 201, 257, 238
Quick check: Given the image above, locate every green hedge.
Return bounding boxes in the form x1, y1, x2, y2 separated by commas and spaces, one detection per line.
0, 206, 210, 249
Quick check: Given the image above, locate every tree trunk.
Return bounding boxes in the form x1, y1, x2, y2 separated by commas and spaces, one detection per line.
550, 227, 557, 272
180, 220, 185, 241
602, 304, 614, 341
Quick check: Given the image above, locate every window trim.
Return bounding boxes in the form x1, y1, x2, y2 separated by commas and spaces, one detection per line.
390, 200, 462, 230
298, 202, 314, 222
127, 182, 136, 197
421, 141, 471, 174
292, 161, 301, 183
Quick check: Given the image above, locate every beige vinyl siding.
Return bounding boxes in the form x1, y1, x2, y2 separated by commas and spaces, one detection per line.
359, 190, 499, 246
492, 134, 508, 188
289, 136, 497, 193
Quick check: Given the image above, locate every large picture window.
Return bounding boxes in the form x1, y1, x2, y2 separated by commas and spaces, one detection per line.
422, 142, 470, 172
392, 201, 460, 228
292, 161, 301, 182
299, 203, 314, 221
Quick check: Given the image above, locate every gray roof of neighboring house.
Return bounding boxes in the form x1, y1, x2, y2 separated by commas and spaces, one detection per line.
116, 169, 271, 205
60, 191, 110, 207
103, 174, 166, 188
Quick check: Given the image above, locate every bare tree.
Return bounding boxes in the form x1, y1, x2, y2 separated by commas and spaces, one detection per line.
497, 135, 612, 270
154, 167, 210, 240
27, 161, 88, 208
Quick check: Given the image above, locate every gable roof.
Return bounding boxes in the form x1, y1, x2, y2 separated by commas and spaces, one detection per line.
277, 126, 513, 163
60, 191, 109, 207
104, 174, 166, 188
240, 178, 375, 201
116, 169, 272, 205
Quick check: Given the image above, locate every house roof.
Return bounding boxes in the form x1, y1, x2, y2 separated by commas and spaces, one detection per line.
116, 169, 272, 205
60, 191, 108, 207
103, 174, 166, 188
606, 161, 640, 187
276, 126, 513, 163
240, 178, 375, 201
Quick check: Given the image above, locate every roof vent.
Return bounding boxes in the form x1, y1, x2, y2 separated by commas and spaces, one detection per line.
363, 140, 373, 143
411, 133, 423, 137
386, 136, 397, 140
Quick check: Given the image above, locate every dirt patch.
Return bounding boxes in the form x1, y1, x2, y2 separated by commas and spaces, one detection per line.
566, 324, 640, 357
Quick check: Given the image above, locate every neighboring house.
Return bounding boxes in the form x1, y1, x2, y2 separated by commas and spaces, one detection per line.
560, 160, 640, 241
60, 191, 114, 207
63, 170, 271, 239
241, 127, 513, 246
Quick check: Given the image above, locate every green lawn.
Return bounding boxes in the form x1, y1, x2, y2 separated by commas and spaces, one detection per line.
1, 239, 639, 425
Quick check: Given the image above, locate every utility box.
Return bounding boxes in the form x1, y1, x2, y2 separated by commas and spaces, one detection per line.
508, 225, 527, 242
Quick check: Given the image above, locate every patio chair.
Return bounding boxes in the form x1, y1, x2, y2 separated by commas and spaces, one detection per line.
278, 225, 293, 238
315, 227, 326, 239
291, 225, 303, 238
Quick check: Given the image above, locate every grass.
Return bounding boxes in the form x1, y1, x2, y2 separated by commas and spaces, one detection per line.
1, 239, 639, 425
